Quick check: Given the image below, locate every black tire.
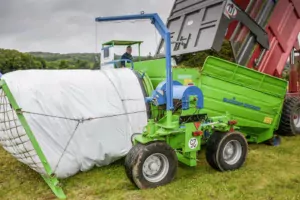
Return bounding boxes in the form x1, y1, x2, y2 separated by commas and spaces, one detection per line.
125, 143, 144, 185
124, 142, 178, 189
278, 96, 300, 136
205, 132, 222, 170
206, 131, 248, 172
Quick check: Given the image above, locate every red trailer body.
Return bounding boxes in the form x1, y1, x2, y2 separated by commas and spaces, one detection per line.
227, 0, 300, 93
249, 0, 300, 76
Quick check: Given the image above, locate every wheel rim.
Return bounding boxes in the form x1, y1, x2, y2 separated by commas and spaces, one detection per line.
292, 109, 300, 128
222, 140, 242, 165
142, 153, 169, 183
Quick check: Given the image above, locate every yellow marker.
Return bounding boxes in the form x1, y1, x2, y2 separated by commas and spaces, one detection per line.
264, 117, 273, 124
184, 79, 193, 85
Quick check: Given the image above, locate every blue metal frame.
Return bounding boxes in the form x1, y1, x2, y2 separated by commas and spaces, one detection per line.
95, 13, 174, 110
152, 80, 204, 110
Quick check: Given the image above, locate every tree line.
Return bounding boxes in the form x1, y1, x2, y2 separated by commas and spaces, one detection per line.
0, 49, 157, 74
0, 49, 101, 74
0, 41, 289, 81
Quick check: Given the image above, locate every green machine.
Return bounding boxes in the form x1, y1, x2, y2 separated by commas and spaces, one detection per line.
95, 2, 288, 188
95, 9, 287, 189
129, 56, 286, 188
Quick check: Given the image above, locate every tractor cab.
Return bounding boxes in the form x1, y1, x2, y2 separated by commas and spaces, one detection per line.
100, 40, 143, 70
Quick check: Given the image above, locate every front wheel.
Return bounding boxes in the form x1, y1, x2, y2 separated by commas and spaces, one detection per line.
124, 142, 178, 189
206, 131, 248, 172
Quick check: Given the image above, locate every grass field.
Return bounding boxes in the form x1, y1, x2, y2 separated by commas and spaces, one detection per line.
1, 136, 300, 200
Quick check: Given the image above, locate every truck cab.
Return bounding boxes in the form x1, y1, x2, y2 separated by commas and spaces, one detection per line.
100, 40, 143, 70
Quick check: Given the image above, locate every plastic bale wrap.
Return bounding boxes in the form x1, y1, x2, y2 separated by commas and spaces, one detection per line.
0, 68, 148, 178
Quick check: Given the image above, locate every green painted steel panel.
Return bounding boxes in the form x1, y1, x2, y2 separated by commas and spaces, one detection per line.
198, 56, 287, 142
201, 56, 287, 98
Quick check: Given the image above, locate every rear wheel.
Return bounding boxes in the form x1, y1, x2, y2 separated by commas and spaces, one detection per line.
206, 131, 248, 172
278, 96, 300, 136
124, 142, 178, 189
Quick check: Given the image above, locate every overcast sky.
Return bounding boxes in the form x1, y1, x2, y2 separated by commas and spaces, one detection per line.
0, 0, 175, 55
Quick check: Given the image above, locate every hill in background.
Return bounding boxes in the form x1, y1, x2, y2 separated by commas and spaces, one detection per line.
29, 52, 98, 63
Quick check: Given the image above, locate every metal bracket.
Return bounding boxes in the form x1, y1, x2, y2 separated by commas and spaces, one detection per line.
0, 80, 66, 199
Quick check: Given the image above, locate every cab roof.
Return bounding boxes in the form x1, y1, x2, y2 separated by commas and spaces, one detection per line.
102, 40, 143, 46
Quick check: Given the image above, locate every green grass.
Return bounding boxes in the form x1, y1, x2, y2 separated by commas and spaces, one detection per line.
1, 137, 300, 200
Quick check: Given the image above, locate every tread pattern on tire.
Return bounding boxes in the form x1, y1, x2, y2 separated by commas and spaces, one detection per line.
206, 131, 248, 172
124, 142, 178, 189
278, 96, 300, 136
124, 143, 144, 185
205, 131, 226, 170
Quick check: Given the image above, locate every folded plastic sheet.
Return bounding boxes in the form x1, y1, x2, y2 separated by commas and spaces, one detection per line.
0, 68, 148, 178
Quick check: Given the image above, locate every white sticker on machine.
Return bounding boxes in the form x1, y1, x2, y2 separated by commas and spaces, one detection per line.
189, 138, 198, 149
